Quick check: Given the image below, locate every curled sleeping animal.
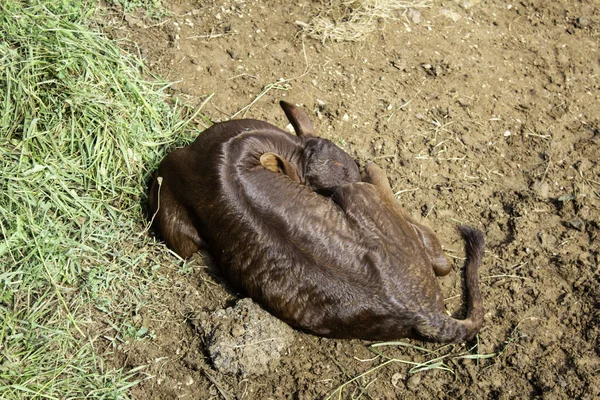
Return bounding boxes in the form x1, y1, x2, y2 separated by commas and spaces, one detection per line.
148, 101, 484, 342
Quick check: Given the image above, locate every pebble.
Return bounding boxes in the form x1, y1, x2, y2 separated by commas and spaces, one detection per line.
575, 16, 590, 29
440, 9, 462, 22
227, 49, 239, 60
457, 0, 482, 9
407, 9, 421, 24
391, 372, 405, 388
566, 217, 585, 231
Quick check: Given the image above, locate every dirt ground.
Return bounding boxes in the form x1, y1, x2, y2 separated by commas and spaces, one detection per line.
102, 0, 599, 398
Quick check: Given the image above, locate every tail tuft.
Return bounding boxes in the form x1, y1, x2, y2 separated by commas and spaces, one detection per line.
458, 224, 484, 341
458, 225, 485, 265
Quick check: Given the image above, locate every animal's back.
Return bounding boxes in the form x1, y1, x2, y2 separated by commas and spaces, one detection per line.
190, 131, 394, 337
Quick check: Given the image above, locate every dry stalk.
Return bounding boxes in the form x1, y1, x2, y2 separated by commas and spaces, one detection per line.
298, 0, 433, 43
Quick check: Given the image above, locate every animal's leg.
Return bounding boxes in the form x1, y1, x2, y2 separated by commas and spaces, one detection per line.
149, 175, 204, 259
361, 162, 394, 197
408, 221, 451, 276
361, 161, 450, 276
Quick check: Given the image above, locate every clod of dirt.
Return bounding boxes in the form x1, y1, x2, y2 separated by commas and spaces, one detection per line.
198, 298, 295, 377
406, 373, 422, 391
421, 62, 449, 77
532, 180, 550, 198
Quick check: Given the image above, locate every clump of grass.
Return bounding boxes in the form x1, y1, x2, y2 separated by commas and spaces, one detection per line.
299, 0, 432, 43
0, 0, 200, 397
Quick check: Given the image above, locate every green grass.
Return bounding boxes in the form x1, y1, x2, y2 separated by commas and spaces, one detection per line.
0, 0, 201, 397
108, 0, 167, 19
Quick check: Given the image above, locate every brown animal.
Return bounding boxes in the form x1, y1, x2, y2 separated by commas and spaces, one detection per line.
148, 101, 361, 258
150, 101, 449, 273
148, 102, 484, 342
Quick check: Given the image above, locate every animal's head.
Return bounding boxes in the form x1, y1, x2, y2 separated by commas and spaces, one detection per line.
279, 100, 360, 194
301, 137, 360, 194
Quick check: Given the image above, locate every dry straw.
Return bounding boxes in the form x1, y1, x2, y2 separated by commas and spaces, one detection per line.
299, 0, 432, 42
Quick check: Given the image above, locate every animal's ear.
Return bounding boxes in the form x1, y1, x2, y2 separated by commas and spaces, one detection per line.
280, 100, 316, 137
260, 152, 300, 183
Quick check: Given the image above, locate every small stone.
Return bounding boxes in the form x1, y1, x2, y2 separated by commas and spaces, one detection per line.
457, 0, 482, 9
574, 16, 590, 29
184, 375, 194, 386
407, 9, 421, 24
342, 114, 350, 122
440, 9, 462, 22
421, 63, 444, 77
391, 372, 405, 388
566, 217, 585, 231
227, 49, 239, 60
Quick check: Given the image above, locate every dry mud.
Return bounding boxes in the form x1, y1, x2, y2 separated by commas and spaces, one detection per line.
104, 0, 599, 398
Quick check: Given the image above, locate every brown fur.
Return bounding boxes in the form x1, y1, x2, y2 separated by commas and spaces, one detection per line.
148, 103, 484, 342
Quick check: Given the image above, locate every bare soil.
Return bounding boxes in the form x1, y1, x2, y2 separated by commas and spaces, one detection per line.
103, 0, 599, 398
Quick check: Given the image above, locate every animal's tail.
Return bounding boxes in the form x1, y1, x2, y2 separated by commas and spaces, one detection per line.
416, 225, 485, 343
